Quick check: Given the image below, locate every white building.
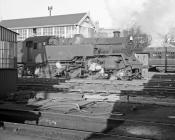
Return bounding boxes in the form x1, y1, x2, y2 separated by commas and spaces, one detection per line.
0, 12, 95, 41
95, 28, 117, 38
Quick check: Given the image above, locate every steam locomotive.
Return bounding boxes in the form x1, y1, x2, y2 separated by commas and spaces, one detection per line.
17, 33, 148, 80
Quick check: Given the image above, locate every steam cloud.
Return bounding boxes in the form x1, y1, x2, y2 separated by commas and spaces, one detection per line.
105, 0, 175, 46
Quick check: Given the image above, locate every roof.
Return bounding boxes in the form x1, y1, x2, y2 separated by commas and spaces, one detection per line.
0, 25, 18, 34
25, 36, 53, 43
0, 13, 87, 29
0, 25, 18, 42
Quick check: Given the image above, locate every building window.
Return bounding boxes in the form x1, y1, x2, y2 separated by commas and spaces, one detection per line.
54, 26, 65, 37
28, 28, 42, 37
17, 29, 27, 41
36, 28, 42, 36
66, 26, 74, 38
43, 27, 53, 35
33, 28, 37, 34
0, 41, 16, 69
28, 29, 33, 37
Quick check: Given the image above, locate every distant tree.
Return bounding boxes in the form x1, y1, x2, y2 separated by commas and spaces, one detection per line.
122, 26, 152, 48
166, 28, 175, 46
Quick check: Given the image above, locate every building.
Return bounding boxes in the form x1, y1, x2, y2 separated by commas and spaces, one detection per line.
0, 12, 95, 41
0, 25, 18, 97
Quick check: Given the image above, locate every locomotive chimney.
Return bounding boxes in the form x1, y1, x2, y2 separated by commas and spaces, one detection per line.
113, 31, 120, 38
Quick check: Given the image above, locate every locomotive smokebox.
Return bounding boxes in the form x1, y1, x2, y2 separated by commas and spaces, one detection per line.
113, 31, 120, 38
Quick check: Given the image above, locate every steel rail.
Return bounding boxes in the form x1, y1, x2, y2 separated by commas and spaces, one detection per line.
1, 121, 152, 140
0, 108, 175, 127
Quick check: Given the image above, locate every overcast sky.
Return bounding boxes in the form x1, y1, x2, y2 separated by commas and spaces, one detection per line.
0, 0, 151, 28
0, 0, 113, 28
1, 0, 175, 46
1, 0, 174, 32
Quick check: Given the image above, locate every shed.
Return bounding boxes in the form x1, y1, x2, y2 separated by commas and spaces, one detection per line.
0, 25, 18, 98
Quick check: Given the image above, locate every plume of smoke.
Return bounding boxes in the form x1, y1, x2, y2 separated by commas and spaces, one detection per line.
136, 0, 175, 46
105, 0, 175, 47
104, 0, 146, 29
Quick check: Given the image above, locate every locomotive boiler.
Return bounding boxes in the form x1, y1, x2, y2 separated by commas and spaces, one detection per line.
17, 32, 145, 80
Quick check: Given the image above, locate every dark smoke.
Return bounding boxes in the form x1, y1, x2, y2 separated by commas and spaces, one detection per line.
105, 0, 175, 47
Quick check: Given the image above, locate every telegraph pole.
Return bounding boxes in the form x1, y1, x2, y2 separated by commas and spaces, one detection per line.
164, 44, 167, 73
48, 6, 53, 16
164, 35, 168, 73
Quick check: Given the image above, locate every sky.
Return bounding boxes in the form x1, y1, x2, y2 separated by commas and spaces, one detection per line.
0, 0, 154, 29
0, 0, 113, 28
1, 0, 175, 46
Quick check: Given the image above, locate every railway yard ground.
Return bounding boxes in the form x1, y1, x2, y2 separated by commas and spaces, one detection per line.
1, 72, 175, 140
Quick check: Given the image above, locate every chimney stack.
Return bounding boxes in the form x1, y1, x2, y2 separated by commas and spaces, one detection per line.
113, 31, 120, 38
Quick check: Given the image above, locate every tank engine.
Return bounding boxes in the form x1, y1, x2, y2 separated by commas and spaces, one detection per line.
17, 32, 145, 80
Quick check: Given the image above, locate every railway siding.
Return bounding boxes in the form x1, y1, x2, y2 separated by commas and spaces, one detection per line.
1, 72, 175, 139
1, 107, 175, 140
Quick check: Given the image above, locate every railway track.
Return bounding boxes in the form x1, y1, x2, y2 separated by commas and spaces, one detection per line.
1, 108, 175, 140
17, 78, 175, 92
1, 121, 151, 140
16, 82, 175, 95
9, 73, 175, 139
16, 78, 175, 96
14, 76, 175, 107
2, 73, 174, 139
